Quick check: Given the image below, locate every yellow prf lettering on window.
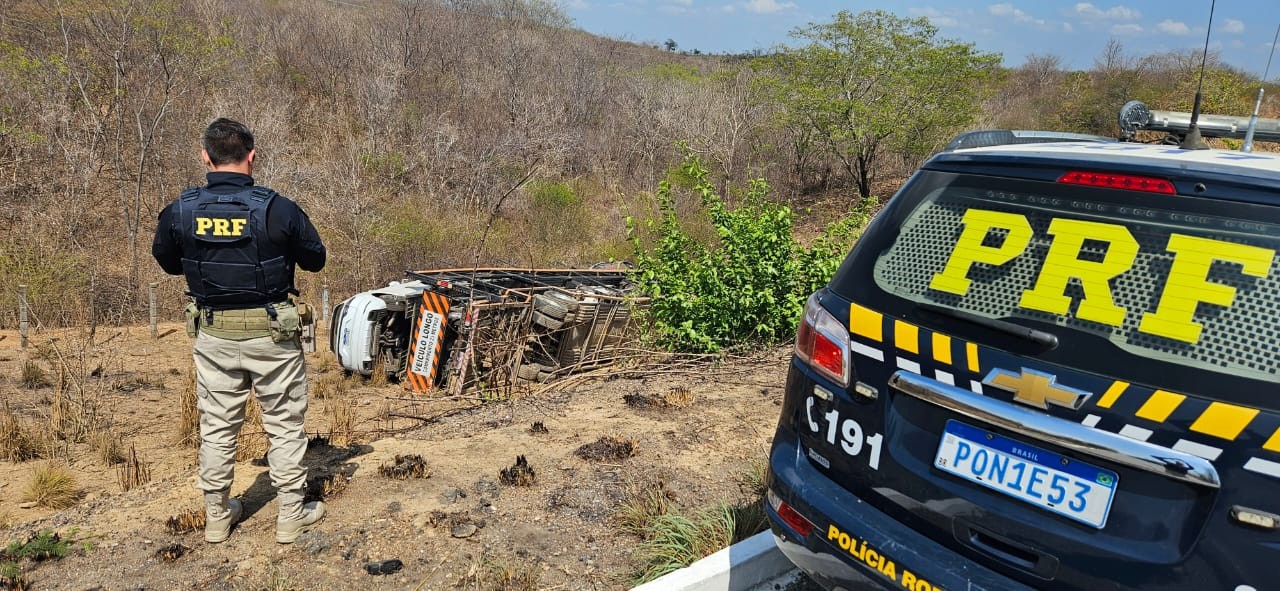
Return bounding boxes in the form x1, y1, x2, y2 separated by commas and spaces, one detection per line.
212, 218, 231, 236
1019, 218, 1138, 326
1138, 234, 1274, 344
195, 217, 213, 236
929, 209, 1033, 296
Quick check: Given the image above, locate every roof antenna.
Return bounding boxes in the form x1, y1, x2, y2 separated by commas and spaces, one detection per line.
1242, 23, 1280, 153
1180, 0, 1217, 150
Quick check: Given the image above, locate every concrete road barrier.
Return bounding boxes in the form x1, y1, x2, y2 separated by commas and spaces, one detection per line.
630, 530, 797, 591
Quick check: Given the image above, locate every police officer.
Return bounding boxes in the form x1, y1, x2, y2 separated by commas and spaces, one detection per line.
152, 118, 326, 544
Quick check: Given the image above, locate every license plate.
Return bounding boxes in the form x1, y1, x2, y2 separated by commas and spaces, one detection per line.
934, 420, 1118, 529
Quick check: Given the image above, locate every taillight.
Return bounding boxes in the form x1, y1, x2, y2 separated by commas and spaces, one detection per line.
768, 489, 815, 537
794, 293, 850, 387
1058, 170, 1175, 194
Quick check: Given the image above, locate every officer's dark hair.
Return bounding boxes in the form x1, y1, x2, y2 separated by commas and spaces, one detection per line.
202, 118, 254, 165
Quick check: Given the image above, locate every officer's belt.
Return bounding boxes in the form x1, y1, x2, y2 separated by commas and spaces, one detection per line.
201, 304, 289, 339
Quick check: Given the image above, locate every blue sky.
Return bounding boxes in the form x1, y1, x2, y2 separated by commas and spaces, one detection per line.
563, 1, 1280, 78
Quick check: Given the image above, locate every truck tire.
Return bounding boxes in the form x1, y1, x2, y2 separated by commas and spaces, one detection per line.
534, 292, 577, 320
532, 310, 566, 330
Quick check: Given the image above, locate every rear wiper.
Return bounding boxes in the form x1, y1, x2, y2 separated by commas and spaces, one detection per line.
916, 303, 1059, 352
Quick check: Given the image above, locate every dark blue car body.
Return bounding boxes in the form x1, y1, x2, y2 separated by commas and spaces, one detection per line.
768, 143, 1280, 591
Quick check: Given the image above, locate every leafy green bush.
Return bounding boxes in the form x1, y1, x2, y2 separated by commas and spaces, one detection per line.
628, 150, 867, 352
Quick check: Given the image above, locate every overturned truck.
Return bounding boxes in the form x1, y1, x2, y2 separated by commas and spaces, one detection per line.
330, 268, 645, 395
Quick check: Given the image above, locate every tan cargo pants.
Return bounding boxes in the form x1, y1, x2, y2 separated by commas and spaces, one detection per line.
194, 330, 309, 511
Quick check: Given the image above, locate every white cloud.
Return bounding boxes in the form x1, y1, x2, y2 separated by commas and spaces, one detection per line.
1075, 3, 1140, 20
988, 3, 1045, 25
911, 7, 962, 27
1110, 23, 1143, 35
743, 0, 795, 14
1063, 22, 1074, 33
721, 4, 735, 12
668, 0, 694, 5
1156, 20, 1190, 35
1222, 19, 1245, 34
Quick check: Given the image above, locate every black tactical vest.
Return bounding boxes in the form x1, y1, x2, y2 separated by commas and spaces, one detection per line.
177, 186, 294, 308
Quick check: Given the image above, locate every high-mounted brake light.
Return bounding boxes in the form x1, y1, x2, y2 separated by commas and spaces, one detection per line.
1058, 171, 1176, 194
794, 294, 850, 387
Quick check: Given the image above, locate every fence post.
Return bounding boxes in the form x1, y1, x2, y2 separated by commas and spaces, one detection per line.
149, 282, 158, 338
18, 284, 28, 349
320, 278, 330, 330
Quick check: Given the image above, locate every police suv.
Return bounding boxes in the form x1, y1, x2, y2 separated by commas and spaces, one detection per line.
767, 121, 1280, 590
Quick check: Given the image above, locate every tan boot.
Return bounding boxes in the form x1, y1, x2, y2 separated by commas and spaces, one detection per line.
277, 493, 325, 544
204, 490, 243, 544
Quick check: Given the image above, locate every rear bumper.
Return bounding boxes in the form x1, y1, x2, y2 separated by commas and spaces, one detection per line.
768, 426, 1035, 591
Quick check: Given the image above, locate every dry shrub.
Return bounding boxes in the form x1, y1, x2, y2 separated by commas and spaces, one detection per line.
88, 429, 126, 466
20, 462, 79, 509
116, 445, 151, 492
323, 398, 356, 448
574, 436, 638, 462
529, 421, 548, 434
498, 455, 536, 487
175, 371, 199, 447
18, 361, 50, 390
0, 508, 13, 530
378, 454, 430, 480
234, 397, 268, 463
0, 403, 45, 462
164, 508, 205, 535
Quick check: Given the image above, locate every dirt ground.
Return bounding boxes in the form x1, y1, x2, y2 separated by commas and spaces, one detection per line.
0, 324, 790, 591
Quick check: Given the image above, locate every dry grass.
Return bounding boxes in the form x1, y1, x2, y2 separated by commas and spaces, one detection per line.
311, 371, 351, 400
323, 397, 356, 448
164, 508, 206, 535
623, 386, 695, 410
661, 386, 694, 408
615, 481, 675, 538
18, 361, 50, 390
458, 555, 540, 591
0, 508, 13, 530
234, 397, 268, 463
87, 429, 126, 466
0, 402, 45, 462
154, 544, 190, 562
631, 501, 767, 584
20, 462, 80, 510
736, 457, 769, 498
176, 371, 199, 447
368, 355, 389, 387
0, 561, 30, 591
116, 445, 151, 492
312, 351, 341, 374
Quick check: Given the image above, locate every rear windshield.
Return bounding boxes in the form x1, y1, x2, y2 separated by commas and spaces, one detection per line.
850, 170, 1280, 389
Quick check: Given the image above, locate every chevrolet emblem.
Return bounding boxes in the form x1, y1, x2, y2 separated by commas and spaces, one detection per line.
982, 368, 1091, 411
